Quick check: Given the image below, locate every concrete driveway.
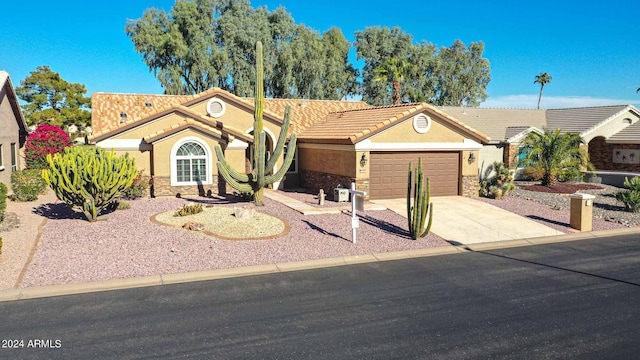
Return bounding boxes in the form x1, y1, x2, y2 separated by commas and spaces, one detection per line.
372, 196, 564, 244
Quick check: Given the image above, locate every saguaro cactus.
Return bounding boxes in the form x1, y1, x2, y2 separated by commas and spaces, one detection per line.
407, 158, 434, 240
215, 41, 297, 206
42, 146, 138, 222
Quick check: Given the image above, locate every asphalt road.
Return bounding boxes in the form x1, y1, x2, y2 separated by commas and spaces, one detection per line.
1, 234, 640, 359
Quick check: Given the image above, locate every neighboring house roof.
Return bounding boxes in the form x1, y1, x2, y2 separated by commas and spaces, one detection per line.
298, 102, 490, 145
0, 71, 29, 138
437, 106, 546, 143
546, 105, 631, 135
91, 89, 370, 139
505, 126, 544, 143
607, 120, 640, 144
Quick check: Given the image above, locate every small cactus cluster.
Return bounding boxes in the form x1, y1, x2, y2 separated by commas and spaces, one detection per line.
407, 158, 434, 240
174, 203, 203, 217
42, 146, 138, 222
215, 41, 297, 206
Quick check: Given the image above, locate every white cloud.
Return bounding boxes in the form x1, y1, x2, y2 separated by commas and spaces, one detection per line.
481, 95, 640, 109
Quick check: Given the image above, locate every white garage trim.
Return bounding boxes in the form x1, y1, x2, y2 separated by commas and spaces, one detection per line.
355, 138, 482, 151
96, 138, 152, 151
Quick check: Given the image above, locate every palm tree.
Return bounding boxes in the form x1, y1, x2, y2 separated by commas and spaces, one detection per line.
373, 58, 414, 105
534, 72, 552, 109
521, 128, 592, 186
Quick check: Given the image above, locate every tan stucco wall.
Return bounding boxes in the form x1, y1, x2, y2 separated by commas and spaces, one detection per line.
0, 85, 22, 185
112, 113, 190, 140
298, 148, 356, 178
370, 113, 466, 143
111, 150, 151, 176
461, 150, 479, 176
187, 97, 283, 141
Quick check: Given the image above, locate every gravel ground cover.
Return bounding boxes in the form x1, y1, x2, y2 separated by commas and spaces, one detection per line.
18, 195, 447, 288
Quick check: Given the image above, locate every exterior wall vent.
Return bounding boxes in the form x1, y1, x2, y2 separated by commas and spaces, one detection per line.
206, 98, 226, 118
413, 114, 431, 134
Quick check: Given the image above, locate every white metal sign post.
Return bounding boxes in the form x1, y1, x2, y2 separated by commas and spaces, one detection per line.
349, 182, 367, 244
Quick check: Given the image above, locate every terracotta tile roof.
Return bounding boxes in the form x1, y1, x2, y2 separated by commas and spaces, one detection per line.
243, 98, 371, 135
298, 102, 490, 144
91, 89, 370, 139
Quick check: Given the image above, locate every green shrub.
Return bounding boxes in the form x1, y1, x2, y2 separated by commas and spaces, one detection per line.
174, 203, 203, 217
520, 165, 544, 181
42, 146, 138, 222
480, 161, 515, 199
0, 183, 7, 221
116, 200, 131, 210
10, 169, 47, 202
614, 177, 640, 213
121, 170, 150, 200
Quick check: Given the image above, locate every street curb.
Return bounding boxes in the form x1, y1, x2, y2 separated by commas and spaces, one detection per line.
1, 227, 639, 303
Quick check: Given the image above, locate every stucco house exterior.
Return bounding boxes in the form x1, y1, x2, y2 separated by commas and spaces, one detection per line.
90, 89, 489, 199
0, 71, 29, 186
439, 105, 640, 184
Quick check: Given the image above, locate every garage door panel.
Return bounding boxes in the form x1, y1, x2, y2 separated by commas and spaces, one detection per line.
370, 152, 460, 199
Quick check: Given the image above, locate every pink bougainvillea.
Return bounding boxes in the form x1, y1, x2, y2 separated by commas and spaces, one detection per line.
24, 124, 71, 169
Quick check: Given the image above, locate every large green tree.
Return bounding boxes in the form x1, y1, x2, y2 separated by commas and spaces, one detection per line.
373, 58, 415, 105
521, 128, 591, 186
534, 72, 552, 109
432, 40, 491, 106
15, 66, 91, 128
354, 26, 413, 105
126, 0, 357, 99
355, 27, 490, 106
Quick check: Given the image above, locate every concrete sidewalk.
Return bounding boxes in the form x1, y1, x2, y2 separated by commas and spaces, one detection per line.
372, 196, 564, 244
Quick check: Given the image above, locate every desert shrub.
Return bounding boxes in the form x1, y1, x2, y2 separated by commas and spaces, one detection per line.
174, 203, 203, 217
121, 170, 150, 200
0, 183, 7, 221
116, 200, 131, 210
557, 167, 584, 183
24, 124, 71, 170
42, 146, 138, 222
614, 177, 640, 213
479, 161, 515, 199
10, 169, 47, 201
520, 164, 545, 181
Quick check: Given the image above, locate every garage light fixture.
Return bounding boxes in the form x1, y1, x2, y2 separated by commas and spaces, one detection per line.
360, 153, 367, 167
468, 152, 476, 164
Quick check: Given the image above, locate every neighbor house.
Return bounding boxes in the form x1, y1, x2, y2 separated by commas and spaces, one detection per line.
0, 71, 29, 186
439, 105, 640, 184
90, 89, 490, 199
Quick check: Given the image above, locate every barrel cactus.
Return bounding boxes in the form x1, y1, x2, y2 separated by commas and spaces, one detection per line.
215, 41, 297, 206
407, 158, 434, 240
42, 146, 138, 222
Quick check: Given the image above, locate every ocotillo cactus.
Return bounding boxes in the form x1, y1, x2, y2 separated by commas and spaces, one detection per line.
215, 41, 297, 206
42, 146, 138, 222
407, 158, 434, 240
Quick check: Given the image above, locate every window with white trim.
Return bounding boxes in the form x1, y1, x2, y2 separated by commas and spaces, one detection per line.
0, 144, 4, 169
10, 143, 17, 171
175, 142, 207, 183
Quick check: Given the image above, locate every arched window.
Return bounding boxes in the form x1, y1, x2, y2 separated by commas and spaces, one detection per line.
175, 141, 207, 183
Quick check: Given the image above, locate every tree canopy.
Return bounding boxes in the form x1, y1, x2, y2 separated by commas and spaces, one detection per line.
127, 1, 492, 106
534, 72, 552, 109
15, 66, 92, 129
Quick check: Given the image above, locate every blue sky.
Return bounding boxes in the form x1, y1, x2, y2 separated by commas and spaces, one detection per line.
2, 0, 639, 108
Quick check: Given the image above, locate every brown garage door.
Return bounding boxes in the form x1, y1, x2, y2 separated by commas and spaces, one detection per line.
369, 152, 460, 199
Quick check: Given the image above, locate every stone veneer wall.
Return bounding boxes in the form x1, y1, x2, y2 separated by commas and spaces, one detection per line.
503, 143, 519, 170
588, 137, 640, 172
152, 175, 227, 197
300, 169, 353, 200
461, 175, 479, 197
